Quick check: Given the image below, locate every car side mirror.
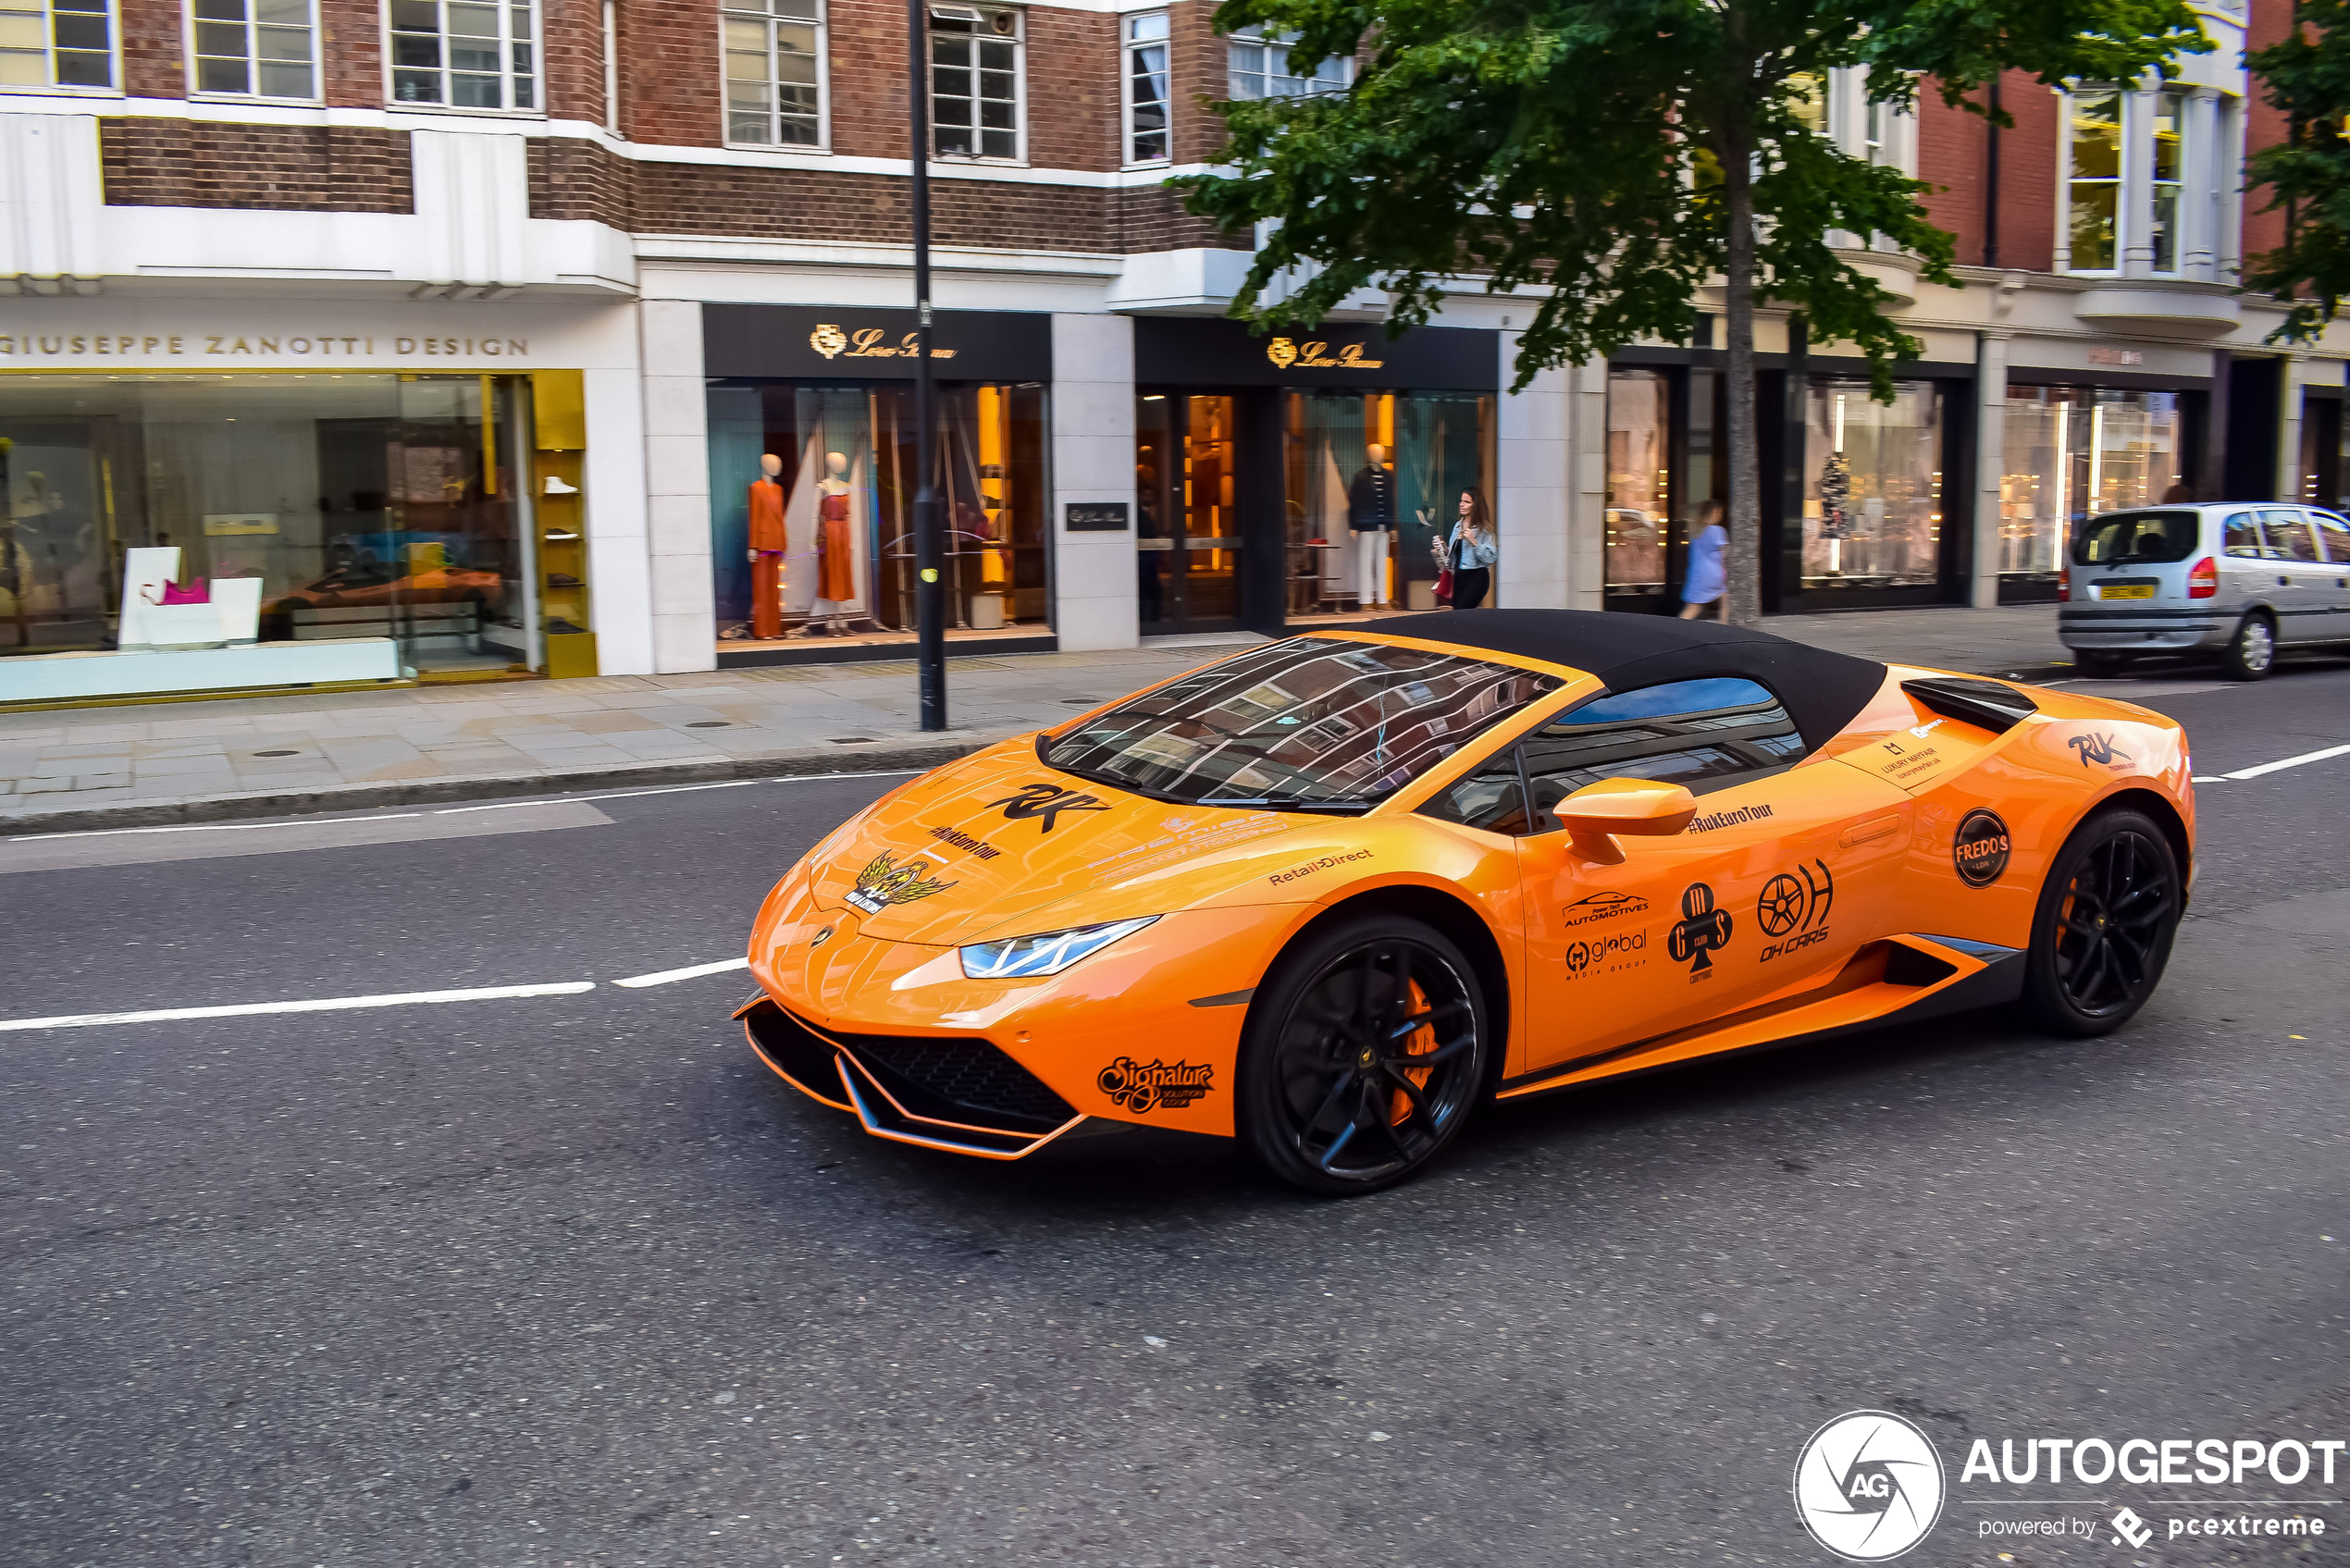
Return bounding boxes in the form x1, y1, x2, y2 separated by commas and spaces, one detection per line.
1553, 779, 1698, 866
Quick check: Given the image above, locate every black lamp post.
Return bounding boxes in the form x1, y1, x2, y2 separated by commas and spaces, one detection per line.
907, 0, 946, 732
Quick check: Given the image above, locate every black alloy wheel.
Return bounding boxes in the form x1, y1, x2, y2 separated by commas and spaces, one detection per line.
2220, 612, 2276, 681
1239, 914, 1490, 1195
2021, 809, 2182, 1036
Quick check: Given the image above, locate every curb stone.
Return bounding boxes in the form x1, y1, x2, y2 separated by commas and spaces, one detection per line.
0, 734, 1012, 839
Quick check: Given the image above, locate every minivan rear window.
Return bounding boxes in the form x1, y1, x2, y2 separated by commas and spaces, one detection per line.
2073, 511, 2200, 566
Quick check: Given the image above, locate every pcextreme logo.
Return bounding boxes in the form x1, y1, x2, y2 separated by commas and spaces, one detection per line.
1793, 1410, 1948, 1562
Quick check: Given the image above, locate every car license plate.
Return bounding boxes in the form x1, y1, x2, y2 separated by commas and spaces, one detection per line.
2098, 585, 2156, 600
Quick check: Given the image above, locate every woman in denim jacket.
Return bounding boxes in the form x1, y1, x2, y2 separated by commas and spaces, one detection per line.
1433, 488, 1498, 609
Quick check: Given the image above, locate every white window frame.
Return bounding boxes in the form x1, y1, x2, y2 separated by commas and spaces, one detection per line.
1121, 10, 1169, 167
719, 0, 829, 153
928, 3, 1024, 165
186, 0, 322, 104
0, 0, 122, 96
2059, 83, 2227, 280
1225, 23, 1348, 102
382, 0, 544, 117
2059, 85, 2129, 278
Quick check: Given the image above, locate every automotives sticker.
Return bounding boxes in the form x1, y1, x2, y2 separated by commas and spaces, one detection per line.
1563, 890, 1651, 927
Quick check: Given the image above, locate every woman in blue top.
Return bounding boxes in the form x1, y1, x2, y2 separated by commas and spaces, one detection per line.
1436, 488, 1498, 609
1679, 500, 1727, 619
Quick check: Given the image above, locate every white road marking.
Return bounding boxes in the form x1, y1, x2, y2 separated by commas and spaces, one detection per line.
2220, 743, 2350, 781
612, 956, 752, 989
0, 982, 597, 1033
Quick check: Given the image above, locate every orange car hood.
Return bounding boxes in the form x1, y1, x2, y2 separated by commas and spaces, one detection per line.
804, 739, 1323, 945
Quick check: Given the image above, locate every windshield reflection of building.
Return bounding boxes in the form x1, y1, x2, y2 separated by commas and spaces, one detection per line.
1069, 640, 1554, 800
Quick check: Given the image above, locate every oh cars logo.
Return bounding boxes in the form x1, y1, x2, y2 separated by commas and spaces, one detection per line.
1793, 1411, 1947, 1561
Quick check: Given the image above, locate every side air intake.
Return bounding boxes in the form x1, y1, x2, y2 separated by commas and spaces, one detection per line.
1900, 676, 2038, 735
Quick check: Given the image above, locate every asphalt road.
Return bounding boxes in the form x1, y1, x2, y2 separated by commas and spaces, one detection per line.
4, 658, 2347, 1568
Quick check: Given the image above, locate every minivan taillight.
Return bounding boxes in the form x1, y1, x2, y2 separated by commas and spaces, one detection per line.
2057, 574, 2070, 602
2188, 556, 2219, 599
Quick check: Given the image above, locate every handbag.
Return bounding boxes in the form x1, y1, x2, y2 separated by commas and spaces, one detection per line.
143, 578, 212, 606
1432, 535, 1458, 603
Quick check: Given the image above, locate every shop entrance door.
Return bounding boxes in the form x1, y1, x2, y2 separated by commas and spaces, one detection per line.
1135, 392, 1243, 634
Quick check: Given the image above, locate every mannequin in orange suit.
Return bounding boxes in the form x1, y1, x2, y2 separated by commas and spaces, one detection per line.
747, 452, 787, 640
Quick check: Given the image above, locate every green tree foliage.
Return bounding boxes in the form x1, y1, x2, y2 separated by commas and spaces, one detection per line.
1178, 0, 2207, 622
2248, 0, 2350, 342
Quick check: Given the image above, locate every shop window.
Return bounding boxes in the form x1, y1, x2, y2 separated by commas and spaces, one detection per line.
189, 0, 315, 98
1998, 386, 2183, 578
722, 0, 823, 148
1279, 389, 1491, 621
704, 380, 1049, 648
1122, 11, 1169, 165
0, 0, 114, 90
1604, 368, 1668, 598
1803, 378, 1943, 590
0, 373, 547, 673
388, 0, 537, 111
930, 4, 1020, 161
1226, 23, 1345, 99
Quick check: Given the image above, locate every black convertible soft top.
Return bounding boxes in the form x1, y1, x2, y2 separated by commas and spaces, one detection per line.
1368, 608, 1889, 750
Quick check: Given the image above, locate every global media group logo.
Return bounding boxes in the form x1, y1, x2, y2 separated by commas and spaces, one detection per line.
1793, 1410, 1948, 1562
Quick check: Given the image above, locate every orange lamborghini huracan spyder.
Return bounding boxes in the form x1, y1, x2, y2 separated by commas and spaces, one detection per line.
737, 611, 2192, 1193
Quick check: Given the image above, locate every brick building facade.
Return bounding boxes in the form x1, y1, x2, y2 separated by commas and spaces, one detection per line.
3, 0, 2347, 701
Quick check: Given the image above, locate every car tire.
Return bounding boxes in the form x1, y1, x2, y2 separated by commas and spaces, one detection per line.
2219, 612, 2276, 681
1238, 912, 1491, 1196
2019, 809, 2182, 1038
2075, 649, 2134, 677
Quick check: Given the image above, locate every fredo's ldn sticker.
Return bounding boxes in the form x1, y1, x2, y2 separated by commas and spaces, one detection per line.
1097, 1056, 1215, 1113
1792, 1409, 1947, 1562
1668, 883, 1734, 977
844, 852, 956, 914
1563, 890, 1651, 927
988, 783, 1111, 833
1953, 809, 2012, 887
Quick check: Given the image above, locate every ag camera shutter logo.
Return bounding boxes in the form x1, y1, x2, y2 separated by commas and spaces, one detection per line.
1793, 1410, 1947, 1561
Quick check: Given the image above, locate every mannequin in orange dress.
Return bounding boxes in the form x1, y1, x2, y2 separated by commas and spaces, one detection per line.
746, 452, 787, 640
805, 450, 856, 636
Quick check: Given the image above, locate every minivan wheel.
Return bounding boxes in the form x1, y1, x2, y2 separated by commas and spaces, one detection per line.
2075, 648, 2134, 677
2220, 613, 2276, 681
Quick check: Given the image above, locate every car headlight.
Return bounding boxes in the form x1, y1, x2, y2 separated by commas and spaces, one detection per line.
959, 916, 1159, 980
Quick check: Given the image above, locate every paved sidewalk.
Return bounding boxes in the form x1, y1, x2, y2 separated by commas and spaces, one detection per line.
0, 606, 2070, 834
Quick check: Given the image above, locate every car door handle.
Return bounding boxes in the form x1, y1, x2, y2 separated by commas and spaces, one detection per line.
1840, 813, 1903, 847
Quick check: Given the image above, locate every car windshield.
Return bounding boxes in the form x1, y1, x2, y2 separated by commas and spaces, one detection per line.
1041, 636, 1562, 810
2073, 510, 2199, 565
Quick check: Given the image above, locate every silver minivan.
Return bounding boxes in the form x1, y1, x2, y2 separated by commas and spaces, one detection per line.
2059, 502, 2350, 679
